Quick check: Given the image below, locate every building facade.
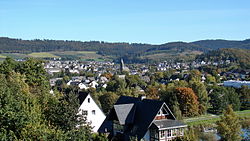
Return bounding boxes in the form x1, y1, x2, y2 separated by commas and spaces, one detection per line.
98, 96, 187, 141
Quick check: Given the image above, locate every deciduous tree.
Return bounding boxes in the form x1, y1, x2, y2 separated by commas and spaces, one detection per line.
175, 87, 199, 117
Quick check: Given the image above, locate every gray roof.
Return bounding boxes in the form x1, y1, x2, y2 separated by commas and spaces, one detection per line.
114, 103, 135, 125
153, 119, 187, 130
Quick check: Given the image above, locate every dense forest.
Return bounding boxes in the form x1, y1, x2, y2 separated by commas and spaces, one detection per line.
1, 37, 250, 63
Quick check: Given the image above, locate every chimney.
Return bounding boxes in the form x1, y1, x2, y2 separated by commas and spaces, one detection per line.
139, 95, 146, 101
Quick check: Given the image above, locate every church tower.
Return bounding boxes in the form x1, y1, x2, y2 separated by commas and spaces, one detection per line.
120, 58, 125, 73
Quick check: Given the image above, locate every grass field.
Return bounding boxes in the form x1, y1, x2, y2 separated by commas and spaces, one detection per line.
0, 51, 109, 61
28, 52, 60, 58
0, 54, 6, 58
184, 110, 250, 126
52, 51, 108, 61
0, 53, 28, 59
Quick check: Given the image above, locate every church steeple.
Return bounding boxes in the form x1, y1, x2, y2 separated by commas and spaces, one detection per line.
120, 58, 124, 73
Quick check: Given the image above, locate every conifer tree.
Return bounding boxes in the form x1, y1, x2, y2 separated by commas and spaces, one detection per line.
216, 105, 242, 141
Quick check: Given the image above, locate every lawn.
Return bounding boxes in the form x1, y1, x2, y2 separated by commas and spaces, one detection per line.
184, 110, 250, 126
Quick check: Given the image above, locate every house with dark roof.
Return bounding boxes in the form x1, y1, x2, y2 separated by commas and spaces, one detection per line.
98, 96, 187, 141
78, 92, 106, 132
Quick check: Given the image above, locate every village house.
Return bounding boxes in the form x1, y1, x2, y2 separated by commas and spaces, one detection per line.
78, 92, 106, 132
98, 96, 187, 141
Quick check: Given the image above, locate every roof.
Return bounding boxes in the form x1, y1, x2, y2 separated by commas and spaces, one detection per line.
152, 119, 187, 130
114, 103, 135, 125
78, 92, 89, 104
99, 96, 176, 140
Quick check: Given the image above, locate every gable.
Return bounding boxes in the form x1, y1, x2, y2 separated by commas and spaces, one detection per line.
154, 103, 175, 120
78, 93, 106, 132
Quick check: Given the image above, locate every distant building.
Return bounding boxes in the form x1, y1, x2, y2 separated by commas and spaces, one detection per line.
223, 80, 250, 88
120, 58, 129, 73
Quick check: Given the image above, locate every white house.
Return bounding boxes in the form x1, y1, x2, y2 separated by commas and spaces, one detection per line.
78, 92, 106, 132
89, 81, 99, 89
78, 83, 88, 90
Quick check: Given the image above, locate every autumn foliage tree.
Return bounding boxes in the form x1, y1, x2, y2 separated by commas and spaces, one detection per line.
145, 85, 160, 99
175, 87, 199, 117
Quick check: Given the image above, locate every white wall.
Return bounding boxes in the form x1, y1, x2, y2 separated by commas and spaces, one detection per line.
78, 94, 106, 132
224, 80, 250, 88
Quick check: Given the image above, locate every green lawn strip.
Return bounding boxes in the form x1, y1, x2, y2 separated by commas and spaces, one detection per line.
184, 110, 250, 126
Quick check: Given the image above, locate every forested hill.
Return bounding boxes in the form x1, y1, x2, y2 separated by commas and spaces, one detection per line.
1, 37, 250, 53
192, 39, 250, 50
0, 37, 250, 62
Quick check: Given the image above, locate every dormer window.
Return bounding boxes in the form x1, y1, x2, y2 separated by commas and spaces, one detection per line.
88, 98, 90, 103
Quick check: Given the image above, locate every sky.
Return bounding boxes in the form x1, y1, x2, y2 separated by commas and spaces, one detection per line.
1, 0, 250, 44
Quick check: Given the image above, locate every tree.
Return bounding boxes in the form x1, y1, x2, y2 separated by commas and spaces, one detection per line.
205, 74, 216, 84
44, 92, 84, 131
18, 58, 49, 89
106, 76, 126, 92
0, 73, 62, 140
0, 57, 18, 75
145, 85, 160, 99
238, 85, 250, 110
216, 105, 242, 141
186, 70, 201, 82
189, 80, 209, 115
125, 75, 146, 89
175, 87, 199, 117
208, 86, 241, 114
0, 58, 105, 140
99, 92, 118, 114
172, 100, 182, 120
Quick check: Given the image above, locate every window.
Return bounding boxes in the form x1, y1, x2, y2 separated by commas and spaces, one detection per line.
150, 129, 158, 140
167, 129, 171, 137
88, 98, 90, 103
160, 130, 165, 138
92, 110, 96, 115
83, 110, 88, 115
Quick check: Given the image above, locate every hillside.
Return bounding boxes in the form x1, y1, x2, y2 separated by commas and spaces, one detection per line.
192, 39, 250, 50
0, 37, 250, 63
196, 48, 250, 69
